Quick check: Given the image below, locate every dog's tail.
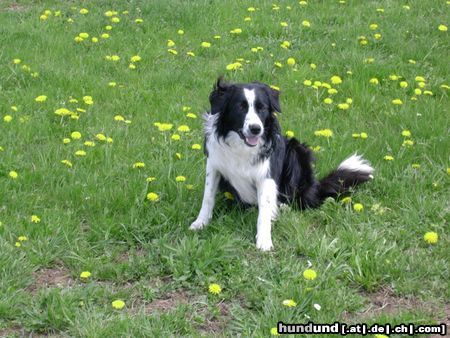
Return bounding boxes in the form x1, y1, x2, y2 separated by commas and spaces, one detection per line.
317, 154, 374, 202
281, 140, 374, 209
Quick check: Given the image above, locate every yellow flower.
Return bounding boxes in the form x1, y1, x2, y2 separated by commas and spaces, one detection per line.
186, 113, 197, 119
374, 33, 382, 39
369, 23, 378, 30
323, 98, 333, 104
171, 134, 181, 141
135, 18, 143, 24
111, 300, 125, 309
15, 242, 21, 247
328, 88, 338, 95
75, 150, 86, 156
401, 130, 411, 137
303, 269, 317, 280
226, 62, 243, 71
79, 32, 89, 39
133, 162, 145, 169
423, 231, 438, 244
9, 171, 18, 179
74, 36, 84, 43
360, 132, 368, 139
201, 41, 211, 48
13, 58, 21, 64
384, 155, 394, 161
224, 192, 234, 200
282, 299, 297, 307
353, 203, 364, 212
411, 163, 420, 169
154, 123, 173, 131
91, 37, 98, 43
314, 129, 333, 138
389, 74, 399, 81
79, 8, 89, 14
96, 133, 107, 141
280, 21, 288, 27
392, 99, 403, 105
35, 95, 47, 102
400, 81, 408, 88
101, 33, 110, 39
18, 235, 28, 242
341, 196, 352, 204
208, 283, 222, 295
302, 20, 311, 27
337, 103, 350, 110
130, 55, 141, 63
247, 7, 256, 12
80, 271, 91, 279
146, 177, 156, 182
402, 140, 414, 147
11, 106, 18, 111
83, 96, 94, 105
31, 215, 41, 223
177, 29, 184, 35
4, 115, 13, 122
280, 40, 291, 49
369, 78, 379, 85
285, 130, 294, 138
186, 51, 196, 57
274, 62, 283, 68
414, 88, 422, 96
287, 57, 296, 66
438, 24, 448, 32
111, 17, 120, 23
230, 28, 242, 34
330, 75, 342, 85
192, 144, 202, 150
71, 131, 82, 140
177, 125, 190, 132
146, 192, 159, 202
271, 327, 280, 336
61, 160, 73, 167
175, 176, 186, 182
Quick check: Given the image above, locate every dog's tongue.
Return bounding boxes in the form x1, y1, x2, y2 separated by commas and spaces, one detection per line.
246, 136, 259, 146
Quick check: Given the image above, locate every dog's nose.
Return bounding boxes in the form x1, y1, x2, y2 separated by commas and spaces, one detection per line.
249, 124, 262, 135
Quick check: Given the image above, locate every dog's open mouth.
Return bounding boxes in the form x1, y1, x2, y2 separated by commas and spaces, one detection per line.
238, 131, 259, 147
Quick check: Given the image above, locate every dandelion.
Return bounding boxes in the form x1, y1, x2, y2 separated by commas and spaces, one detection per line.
79, 8, 89, 14
13, 58, 21, 64
135, 18, 143, 23
111, 17, 120, 23
146, 192, 159, 202
314, 129, 333, 138
130, 55, 141, 63
400, 81, 408, 88
280, 40, 291, 49
328, 88, 338, 95
83, 96, 94, 105
92, 37, 98, 43
146, 177, 156, 182
201, 41, 211, 48
274, 62, 283, 68
338, 103, 350, 110
175, 176, 186, 182
79, 32, 89, 39
402, 140, 414, 147
133, 162, 145, 169
303, 80, 312, 86
171, 134, 181, 141
323, 98, 333, 104
95, 133, 107, 141
186, 51, 196, 57
230, 28, 242, 34
18, 236, 28, 242
35, 95, 47, 102
285, 130, 294, 138
63, 138, 71, 144
411, 164, 420, 169
226, 62, 243, 71
9, 171, 18, 179
224, 192, 234, 200
168, 49, 178, 55
330, 75, 342, 85
4, 115, 13, 122
414, 88, 422, 96
280, 22, 288, 27
374, 33, 382, 39
353, 203, 364, 212
111, 300, 125, 310
80, 271, 91, 279
282, 299, 297, 307
341, 196, 352, 204
423, 231, 438, 244
369, 23, 378, 30
31, 215, 41, 223
186, 113, 197, 119
61, 160, 73, 167
401, 130, 411, 137
208, 283, 222, 295
177, 125, 190, 132
287, 57, 296, 66
192, 144, 202, 150
177, 29, 184, 35
303, 269, 317, 280
271, 327, 280, 336
392, 99, 403, 105
247, 7, 256, 12
302, 20, 311, 27
70, 131, 81, 140
360, 132, 368, 139
75, 150, 86, 156
384, 155, 394, 161
438, 24, 448, 32
101, 33, 110, 39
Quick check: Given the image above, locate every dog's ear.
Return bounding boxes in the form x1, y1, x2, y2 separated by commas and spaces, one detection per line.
209, 76, 232, 115
264, 85, 281, 114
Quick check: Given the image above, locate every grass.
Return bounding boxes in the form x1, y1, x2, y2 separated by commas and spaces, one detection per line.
0, 0, 448, 336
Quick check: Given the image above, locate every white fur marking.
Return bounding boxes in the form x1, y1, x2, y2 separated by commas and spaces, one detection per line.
255, 178, 278, 251
338, 154, 374, 175
243, 88, 263, 135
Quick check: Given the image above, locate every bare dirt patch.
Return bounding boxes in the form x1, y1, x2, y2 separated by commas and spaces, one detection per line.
143, 290, 189, 314
28, 266, 74, 294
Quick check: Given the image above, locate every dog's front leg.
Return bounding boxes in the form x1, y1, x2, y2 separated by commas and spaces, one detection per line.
189, 161, 220, 230
255, 178, 278, 251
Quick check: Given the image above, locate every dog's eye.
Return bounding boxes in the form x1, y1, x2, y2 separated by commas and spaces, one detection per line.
240, 101, 248, 110
255, 102, 264, 110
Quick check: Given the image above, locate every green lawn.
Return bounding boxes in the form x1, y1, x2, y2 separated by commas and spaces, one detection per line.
0, 0, 448, 337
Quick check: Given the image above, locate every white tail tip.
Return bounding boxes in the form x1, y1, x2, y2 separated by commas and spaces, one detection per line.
338, 154, 374, 176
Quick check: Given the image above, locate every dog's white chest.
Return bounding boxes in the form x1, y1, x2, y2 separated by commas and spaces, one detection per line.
206, 135, 269, 204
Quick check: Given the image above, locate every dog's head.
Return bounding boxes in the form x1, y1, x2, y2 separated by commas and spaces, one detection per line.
209, 77, 281, 147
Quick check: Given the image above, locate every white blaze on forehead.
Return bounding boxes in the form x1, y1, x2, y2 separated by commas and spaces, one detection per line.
243, 88, 263, 129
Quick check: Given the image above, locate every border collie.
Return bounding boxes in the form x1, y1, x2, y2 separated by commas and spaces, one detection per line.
190, 78, 374, 251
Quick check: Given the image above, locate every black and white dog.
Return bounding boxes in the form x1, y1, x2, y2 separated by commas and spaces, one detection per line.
190, 78, 374, 251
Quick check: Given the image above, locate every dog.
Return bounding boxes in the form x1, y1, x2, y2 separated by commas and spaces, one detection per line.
190, 77, 374, 251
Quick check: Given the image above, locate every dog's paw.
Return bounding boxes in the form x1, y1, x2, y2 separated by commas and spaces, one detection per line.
189, 219, 206, 230
256, 236, 273, 251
